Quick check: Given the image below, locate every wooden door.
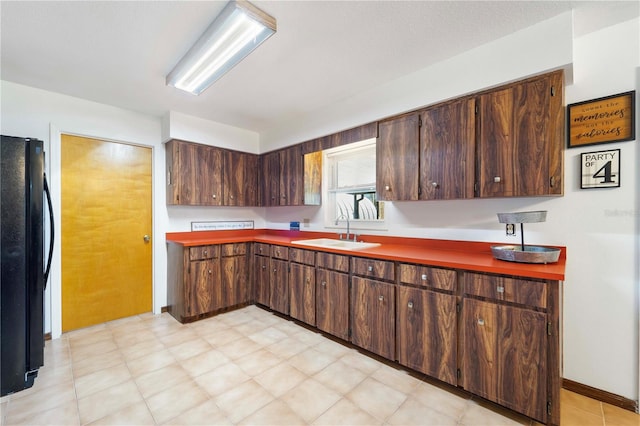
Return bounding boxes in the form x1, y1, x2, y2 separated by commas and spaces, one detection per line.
260, 151, 280, 206
462, 298, 498, 401
376, 113, 419, 201
254, 254, 270, 306
420, 99, 476, 200
269, 258, 289, 314
280, 145, 304, 206
61, 134, 152, 331
197, 144, 223, 205
187, 259, 219, 316
289, 263, 315, 325
397, 286, 457, 385
224, 151, 258, 206
351, 276, 395, 359
316, 269, 349, 340
221, 253, 247, 308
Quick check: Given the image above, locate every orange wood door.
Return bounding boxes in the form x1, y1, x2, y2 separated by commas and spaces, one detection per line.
61, 134, 152, 332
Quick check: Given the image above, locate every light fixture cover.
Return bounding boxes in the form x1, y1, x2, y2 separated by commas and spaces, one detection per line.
166, 0, 276, 95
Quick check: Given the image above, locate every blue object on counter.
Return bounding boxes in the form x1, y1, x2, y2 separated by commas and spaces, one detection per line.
290, 221, 300, 231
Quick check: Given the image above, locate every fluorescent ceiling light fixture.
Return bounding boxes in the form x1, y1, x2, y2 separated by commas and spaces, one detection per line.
166, 0, 276, 95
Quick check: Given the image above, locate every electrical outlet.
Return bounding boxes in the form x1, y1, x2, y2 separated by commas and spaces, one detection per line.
506, 223, 516, 236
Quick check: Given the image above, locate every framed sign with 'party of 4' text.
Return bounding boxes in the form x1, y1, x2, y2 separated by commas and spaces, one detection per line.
581, 149, 620, 189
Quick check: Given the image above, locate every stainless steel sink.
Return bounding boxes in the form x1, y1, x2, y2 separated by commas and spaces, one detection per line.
292, 238, 380, 251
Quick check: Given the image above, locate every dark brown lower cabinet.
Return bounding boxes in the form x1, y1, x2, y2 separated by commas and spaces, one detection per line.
351, 276, 395, 359
462, 298, 548, 423
316, 268, 349, 340
289, 263, 315, 325
269, 258, 289, 315
186, 258, 220, 316
221, 243, 249, 308
396, 286, 457, 385
254, 253, 270, 306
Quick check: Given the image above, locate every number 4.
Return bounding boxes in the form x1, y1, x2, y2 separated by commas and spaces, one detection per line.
593, 161, 616, 183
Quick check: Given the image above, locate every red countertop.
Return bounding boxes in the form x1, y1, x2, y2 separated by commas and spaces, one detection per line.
166, 229, 566, 281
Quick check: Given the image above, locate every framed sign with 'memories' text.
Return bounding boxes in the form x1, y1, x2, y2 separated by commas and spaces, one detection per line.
568, 91, 635, 148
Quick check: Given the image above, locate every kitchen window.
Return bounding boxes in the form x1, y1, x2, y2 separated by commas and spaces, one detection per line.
323, 139, 385, 229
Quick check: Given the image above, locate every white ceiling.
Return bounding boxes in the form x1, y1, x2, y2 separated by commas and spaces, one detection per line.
1, 1, 637, 135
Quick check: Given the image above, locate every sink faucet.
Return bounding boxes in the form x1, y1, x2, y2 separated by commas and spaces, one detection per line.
335, 214, 355, 241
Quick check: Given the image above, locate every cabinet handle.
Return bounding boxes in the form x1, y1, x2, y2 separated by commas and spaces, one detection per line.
431, 182, 438, 188
273, 268, 277, 272
384, 185, 390, 191
262, 265, 266, 270
306, 277, 310, 284
203, 250, 208, 255
407, 301, 413, 309
493, 176, 501, 183
421, 274, 427, 281
367, 266, 373, 272
321, 281, 327, 287
550, 176, 556, 187
212, 194, 217, 199
497, 286, 504, 294
378, 295, 384, 302
208, 270, 212, 274
167, 170, 172, 186
230, 195, 234, 199
477, 318, 485, 326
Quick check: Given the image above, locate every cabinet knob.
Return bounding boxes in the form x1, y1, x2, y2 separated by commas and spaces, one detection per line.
477, 318, 485, 326
321, 281, 327, 287
273, 268, 277, 272
212, 194, 217, 199
421, 274, 427, 281
203, 250, 207, 255
407, 301, 413, 309
262, 265, 266, 270
208, 270, 212, 274
493, 176, 501, 183
384, 185, 390, 191
367, 266, 373, 272
230, 195, 234, 199
431, 182, 438, 188
306, 277, 310, 283
497, 285, 504, 294
378, 295, 384, 302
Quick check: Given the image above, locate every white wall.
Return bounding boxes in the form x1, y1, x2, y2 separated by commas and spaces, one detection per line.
265, 15, 640, 402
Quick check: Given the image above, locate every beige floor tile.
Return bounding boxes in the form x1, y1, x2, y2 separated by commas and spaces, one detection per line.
602, 403, 640, 426
134, 362, 191, 399
312, 398, 383, 426
180, 348, 230, 378
239, 399, 306, 425
202, 328, 244, 348
113, 327, 159, 348
247, 326, 289, 346
5, 380, 77, 424
313, 359, 367, 395
145, 378, 209, 424
293, 329, 327, 346
67, 327, 113, 349
218, 310, 254, 327
370, 363, 422, 394
126, 348, 175, 377
159, 328, 199, 348
234, 320, 269, 336
70, 338, 119, 361
77, 380, 143, 425
235, 348, 283, 376
194, 362, 251, 397
411, 381, 469, 420
163, 399, 232, 425
71, 349, 127, 378
265, 337, 310, 359
74, 363, 132, 399
167, 337, 212, 361
119, 337, 166, 362
288, 347, 337, 376
4, 400, 80, 426
254, 362, 308, 397
387, 397, 458, 426
273, 320, 304, 336
88, 401, 155, 426
312, 339, 353, 358
215, 379, 275, 423
339, 350, 384, 375
216, 337, 261, 360
561, 388, 603, 416
347, 377, 407, 421
280, 378, 342, 423
8, 364, 73, 401
459, 401, 531, 426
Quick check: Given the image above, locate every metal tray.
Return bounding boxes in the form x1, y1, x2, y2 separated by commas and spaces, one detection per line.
491, 245, 560, 264
497, 211, 547, 224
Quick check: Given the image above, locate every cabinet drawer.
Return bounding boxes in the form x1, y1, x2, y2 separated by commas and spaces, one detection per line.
254, 243, 270, 256
271, 245, 289, 260
221, 243, 246, 257
464, 273, 547, 309
289, 248, 315, 266
316, 252, 349, 273
399, 264, 456, 291
352, 257, 395, 281
189, 245, 219, 260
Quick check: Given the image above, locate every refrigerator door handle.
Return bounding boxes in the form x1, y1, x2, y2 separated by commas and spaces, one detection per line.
43, 173, 54, 289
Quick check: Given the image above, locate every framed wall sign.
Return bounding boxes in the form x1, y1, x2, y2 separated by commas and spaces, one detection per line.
580, 149, 620, 189
568, 91, 635, 148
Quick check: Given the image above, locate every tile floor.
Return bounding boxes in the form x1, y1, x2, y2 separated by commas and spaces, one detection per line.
1, 305, 638, 425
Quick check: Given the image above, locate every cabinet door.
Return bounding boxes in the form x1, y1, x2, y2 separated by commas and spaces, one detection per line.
377, 114, 420, 201
260, 151, 280, 206
397, 286, 457, 385
462, 298, 548, 423
289, 263, 315, 326
269, 258, 289, 314
351, 276, 395, 359
420, 99, 475, 200
224, 150, 258, 206
196, 144, 223, 205
221, 254, 248, 308
254, 254, 270, 306
316, 269, 349, 341
280, 145, 304, 206
186, 259, 219, 316
477, 71, 563, 198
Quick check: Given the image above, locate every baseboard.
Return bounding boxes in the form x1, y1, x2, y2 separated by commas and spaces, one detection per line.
161, 306, 168, 313
563, 378, 638, 413
44, 332, 51, 341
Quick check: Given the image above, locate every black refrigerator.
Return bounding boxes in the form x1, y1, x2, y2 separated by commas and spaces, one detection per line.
1, 135, 54, 396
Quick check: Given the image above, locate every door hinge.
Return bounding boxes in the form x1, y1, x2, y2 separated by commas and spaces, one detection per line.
457, 368, 461, 380
551, 86, 556, 97
547, 322, 552, 336
550, 176, 556, 188
456, 303, 460, 314
547, 401, 552, 415
418, 116, 422, 127
475, 105, 479, 114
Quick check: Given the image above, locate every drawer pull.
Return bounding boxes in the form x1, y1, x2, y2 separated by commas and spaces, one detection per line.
368, 266, 373, 272
378, 295, 384, 302
203, 250, 207, 255
321, 281, 327, 287
497, 286, 505, 294
407, 302, 413, 309
494, 176, 501, 183
421, 274, 427, 281
477, 318, 485, 326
